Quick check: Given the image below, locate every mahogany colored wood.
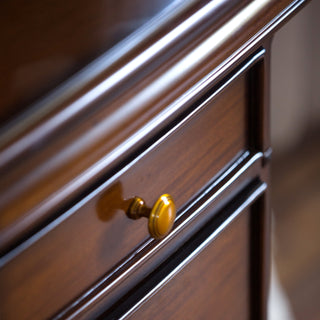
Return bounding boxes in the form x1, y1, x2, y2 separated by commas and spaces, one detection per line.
0, 0, 309, 257
66, 171, 265, 320
0, 49, 262, 253
126, 208, 252, 320
0, 0, 177, 124
0, 68, 250, 320
0, 0, 310, 319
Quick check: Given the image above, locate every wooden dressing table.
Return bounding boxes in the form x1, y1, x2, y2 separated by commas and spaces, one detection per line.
0, 0, 310, 319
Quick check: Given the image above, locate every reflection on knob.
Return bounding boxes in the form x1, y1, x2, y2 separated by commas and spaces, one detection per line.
127, 194, 176, 239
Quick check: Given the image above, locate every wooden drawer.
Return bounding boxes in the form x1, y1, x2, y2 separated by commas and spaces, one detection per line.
96, 181, 267, 319
0, 65, 250, 319
0, 0, 310, 319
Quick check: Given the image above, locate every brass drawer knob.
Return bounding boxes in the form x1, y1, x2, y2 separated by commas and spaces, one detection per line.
127, 194, 176, 239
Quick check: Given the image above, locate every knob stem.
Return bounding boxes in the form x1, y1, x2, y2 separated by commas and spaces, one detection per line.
127, 197, 150, 219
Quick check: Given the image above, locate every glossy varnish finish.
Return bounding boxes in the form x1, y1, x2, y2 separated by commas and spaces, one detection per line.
125, 208, 251, 320
0, 0, 310, 319
0, 49, 259, 253
0, 0, 247, 125
0, 0, 176, 123
0, 71, 248, 320
83, 179, 266, 319
56, 154, 265, 319
0, 0, 309, 257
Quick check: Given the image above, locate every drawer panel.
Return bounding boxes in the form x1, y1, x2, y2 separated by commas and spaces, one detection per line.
126, 207, 251, 320
0, 73, 248, 320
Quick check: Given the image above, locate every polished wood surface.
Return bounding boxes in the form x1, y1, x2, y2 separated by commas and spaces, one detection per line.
0, 0, 176, 124
127, 208, 251, 320
56, 154, 265, 319
0, 0, 247, 249
0, 0, 309, 256
0, 0, 310, 319
0, 53, 251, 253
0, 69, 248, 320
99, 179, 267, 319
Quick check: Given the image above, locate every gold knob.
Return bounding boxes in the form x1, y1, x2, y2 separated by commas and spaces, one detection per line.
127, 194, 176, 239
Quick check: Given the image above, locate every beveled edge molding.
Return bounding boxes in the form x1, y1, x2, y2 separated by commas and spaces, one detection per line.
0, 43, 264, 265
0, 0, 309, 252
119, 183, 267, 320
55, 152, 264, 319
0, 0, 230, 159
0, 47, 264, 255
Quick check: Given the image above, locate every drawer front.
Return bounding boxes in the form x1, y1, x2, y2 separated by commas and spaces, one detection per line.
127, 207, 251, 320
0, 70, 249, 319
97, 181, 267, 320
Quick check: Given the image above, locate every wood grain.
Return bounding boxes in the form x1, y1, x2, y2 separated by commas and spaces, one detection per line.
126, 208, 251, 320
0, 0, 309, 256
0, 71, 248, 320
54, 154, 264, 319
0, 0, 309, 319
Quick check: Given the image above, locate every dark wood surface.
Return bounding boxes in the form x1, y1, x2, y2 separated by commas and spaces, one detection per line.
0, 0, 310, 319
0, 0, 245, 126
0, 0, 308, 128
0, 0, 176, 124
126, 207, 251, 320
0, 0, 309, 256
54, 154, 265, 319
0, 0, 247, 248
0, 69, 248, 320
88, 179, 267, 320
0, 47, 262, 254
